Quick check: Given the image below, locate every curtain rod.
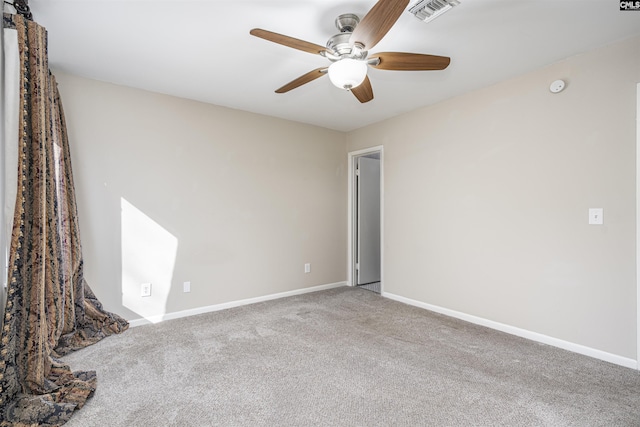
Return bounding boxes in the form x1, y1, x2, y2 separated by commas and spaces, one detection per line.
4, 0, 33, 20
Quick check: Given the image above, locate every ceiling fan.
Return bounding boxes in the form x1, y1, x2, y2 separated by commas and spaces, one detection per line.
250, 0, 451, 103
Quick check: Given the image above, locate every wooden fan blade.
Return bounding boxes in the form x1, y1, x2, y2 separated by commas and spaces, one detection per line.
276, 68, 328, 93
250, 28, 327, 55
350, 0, 409, 50
370, 52, 451, 71
351, 76, 374, 103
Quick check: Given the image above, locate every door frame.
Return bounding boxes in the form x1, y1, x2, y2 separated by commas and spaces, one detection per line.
636, 82, 639, 370
0, 16, 5, 318
348, 146, 384, 293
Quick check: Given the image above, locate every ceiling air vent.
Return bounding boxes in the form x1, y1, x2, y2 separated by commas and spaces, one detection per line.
409, 0, 460, 23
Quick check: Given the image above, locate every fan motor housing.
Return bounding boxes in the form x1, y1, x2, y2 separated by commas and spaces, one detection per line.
326, 33, 353, 57
326, 14, 368, 61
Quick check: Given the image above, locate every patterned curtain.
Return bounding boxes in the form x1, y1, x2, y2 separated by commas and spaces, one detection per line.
0, 13, 129, 426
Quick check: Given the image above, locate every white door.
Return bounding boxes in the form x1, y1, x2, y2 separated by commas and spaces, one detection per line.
356, 156, 381, 285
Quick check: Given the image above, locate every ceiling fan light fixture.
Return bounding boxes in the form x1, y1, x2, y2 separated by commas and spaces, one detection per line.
328, 58, 368, 90
409, 0, 460, 23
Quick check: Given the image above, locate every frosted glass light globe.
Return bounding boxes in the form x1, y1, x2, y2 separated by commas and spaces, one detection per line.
328, 58, 368, 90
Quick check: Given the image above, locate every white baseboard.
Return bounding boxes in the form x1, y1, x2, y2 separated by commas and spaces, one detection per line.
382, 291, 638, 370
128, 281, 347, 328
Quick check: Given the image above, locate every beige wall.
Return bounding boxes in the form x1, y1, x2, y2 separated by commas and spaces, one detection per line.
347, 36, 640, 359
55, 72, 347, 323
55, 34, 638, 359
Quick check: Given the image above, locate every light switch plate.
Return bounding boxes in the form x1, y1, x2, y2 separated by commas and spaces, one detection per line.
588, 208, 603, 225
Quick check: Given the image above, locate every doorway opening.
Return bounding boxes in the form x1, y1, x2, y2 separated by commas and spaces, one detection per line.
348, 147, 383, 294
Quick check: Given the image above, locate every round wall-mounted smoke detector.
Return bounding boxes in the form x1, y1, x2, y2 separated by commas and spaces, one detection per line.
549, 79, 566, 93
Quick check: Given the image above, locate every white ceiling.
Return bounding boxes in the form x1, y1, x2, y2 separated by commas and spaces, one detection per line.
26, 0, 640, 132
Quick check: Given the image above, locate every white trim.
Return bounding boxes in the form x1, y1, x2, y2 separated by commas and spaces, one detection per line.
347, 146, 384, 293
128, 281, 347, 327
383, 291, 638, 370
0, 12, 5, 319
636, 82, 640, 370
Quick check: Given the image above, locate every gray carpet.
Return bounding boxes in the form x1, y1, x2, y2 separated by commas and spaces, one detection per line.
62, 287, 640, 426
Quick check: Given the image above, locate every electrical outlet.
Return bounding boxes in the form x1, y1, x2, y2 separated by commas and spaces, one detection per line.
304, 263, 311, 274
141, 283, 152, 297
183, 281, 191, 293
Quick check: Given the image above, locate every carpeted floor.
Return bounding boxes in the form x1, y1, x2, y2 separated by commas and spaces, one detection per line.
62, 287, 640, 426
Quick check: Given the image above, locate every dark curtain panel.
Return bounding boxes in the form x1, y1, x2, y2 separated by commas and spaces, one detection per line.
1, 13, 129, 426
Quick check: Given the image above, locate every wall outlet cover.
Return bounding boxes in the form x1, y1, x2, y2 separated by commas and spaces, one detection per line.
141, 283, 152, 297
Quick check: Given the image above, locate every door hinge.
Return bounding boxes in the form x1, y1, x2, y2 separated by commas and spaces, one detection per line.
355, 263, 360, 270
